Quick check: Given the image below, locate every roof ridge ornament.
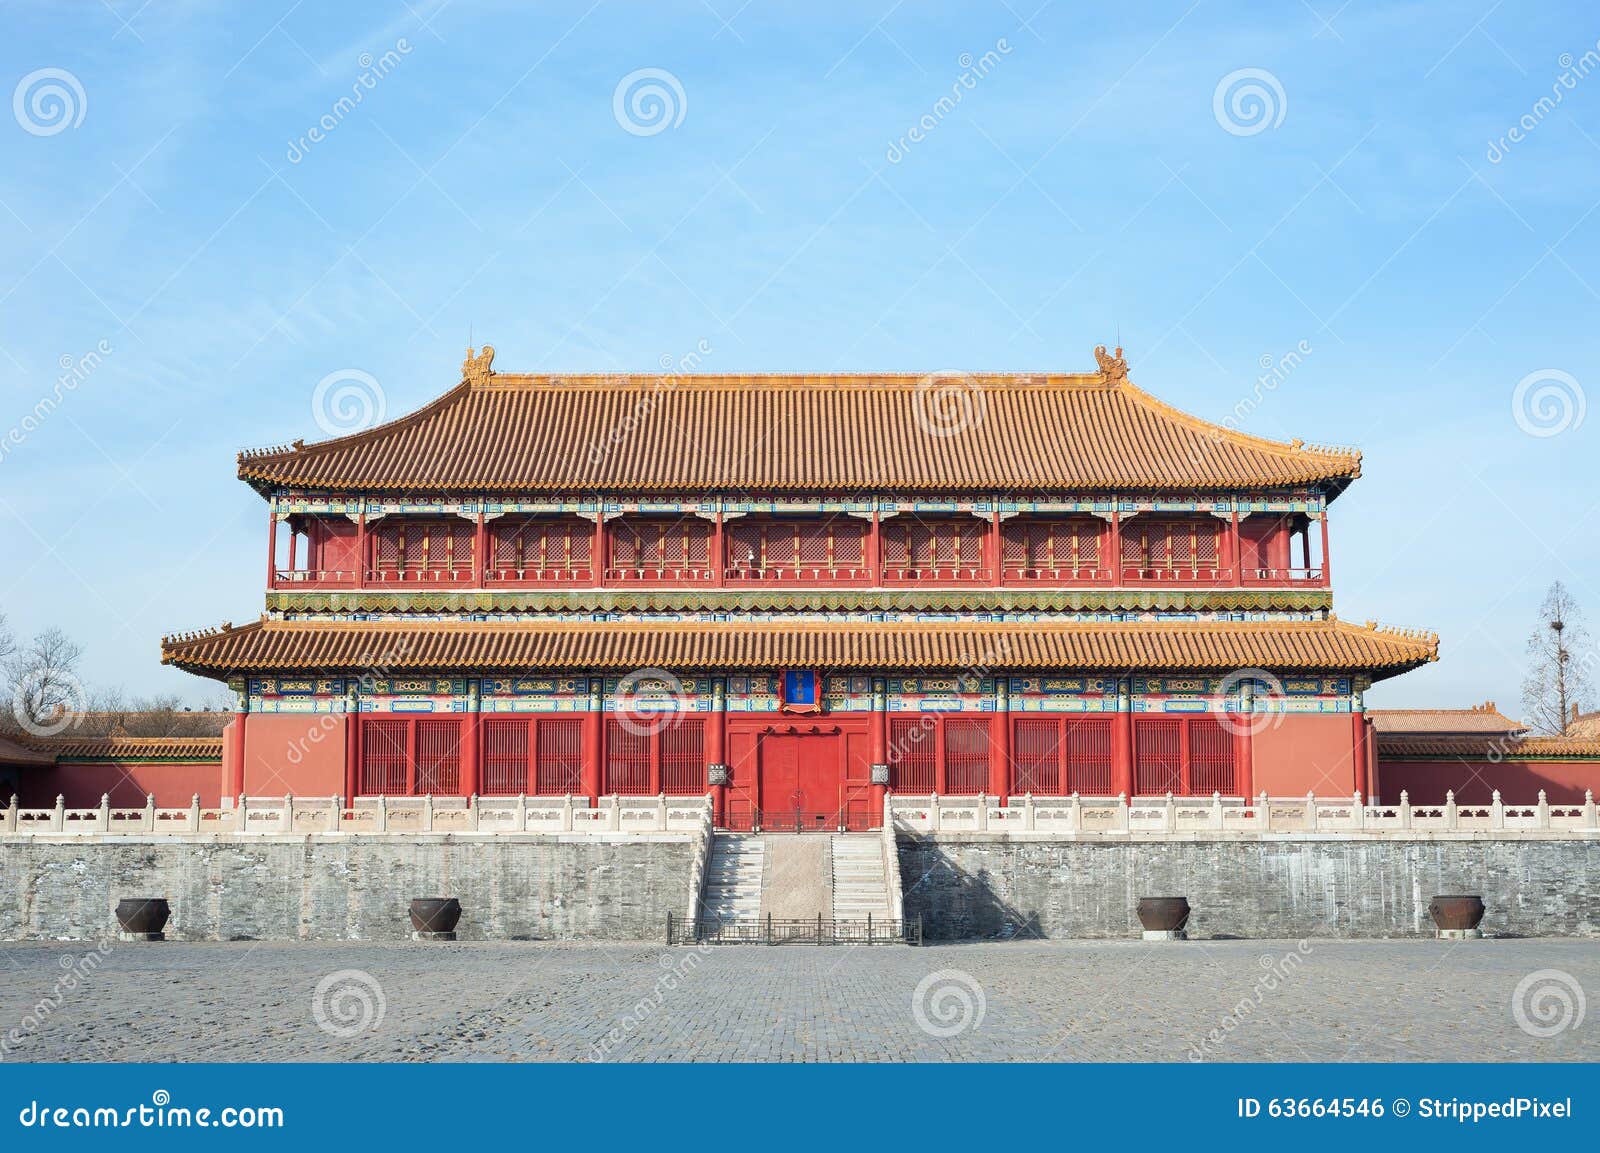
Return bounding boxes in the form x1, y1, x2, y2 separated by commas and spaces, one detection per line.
463, 344, 495, 385
1093, 344, 1128, 385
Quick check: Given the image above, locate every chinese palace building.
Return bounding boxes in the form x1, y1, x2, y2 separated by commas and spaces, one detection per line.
150, 344, 1451, 829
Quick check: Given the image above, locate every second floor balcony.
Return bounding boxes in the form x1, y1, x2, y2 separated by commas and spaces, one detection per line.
268, 508, 1330, 595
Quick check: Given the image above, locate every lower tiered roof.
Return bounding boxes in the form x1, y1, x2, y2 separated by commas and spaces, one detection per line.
161, 617, 1438, 679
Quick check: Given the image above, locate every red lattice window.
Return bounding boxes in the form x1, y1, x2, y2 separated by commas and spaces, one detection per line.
661, 718, 705, 795
605, 719, 652, 794
482, 718, 530, 795
609, 517, 712, 574
1064, 717, 1114, 795
1188, 717, 1235, 795
1134, 718, 1183, 795
1121, 519, 1220, 573
1001, 518, 1103, 571
888, 716, 936, 793
491, 517, 592, 574
1012, 718, 1061, 794
943, 718, 991, 794
882, 517, 985, 572
372, 518, 474, 573
359, 719, 409, 795
535, 718, 583, 795
415, 719, 461, 794
726, 518, 866, 572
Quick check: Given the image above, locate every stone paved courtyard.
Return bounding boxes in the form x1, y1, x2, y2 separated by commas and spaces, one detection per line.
1, 938, 1595, 1062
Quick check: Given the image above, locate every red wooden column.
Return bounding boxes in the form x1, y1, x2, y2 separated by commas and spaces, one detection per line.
707, 677, 727, 824
355, 510, 369, 588
343, 681, 360, 801
989, 676, 1011, 800
1113, 676, 1134, 798
868, 510, 883, 586
1108, 509, 1123, 585
1228, 507, 1242, 584
592, 512, 608, 589
1234, 679, 1255, 799
265, 504, 278, 590
1365, 719, 1379, 803
580, 676, 603, 803
230, 684, 248, 800
987, 508, 1002, 585
869, 676, 888, 813
712, 511, 726, 588
1269, 515, 1291, 574
474, 511, 488, 588
1351, 691, 1368, 800
286, 518, 298, 575
1319, 508, 1332, 587
461, 680, 481, 797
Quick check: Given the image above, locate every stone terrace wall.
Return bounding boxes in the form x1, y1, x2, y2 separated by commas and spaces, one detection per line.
899, 836, 1600, 939
0, 836, 693, 942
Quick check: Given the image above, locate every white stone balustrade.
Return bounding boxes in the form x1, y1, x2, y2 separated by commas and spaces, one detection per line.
889, 789, 1600, 839
1, 792, 714, 838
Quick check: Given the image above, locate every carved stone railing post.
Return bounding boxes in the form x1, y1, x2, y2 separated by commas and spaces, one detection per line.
1537, 790, 1550, 829
468, 793, 479, 832
1211, 791, 1224, 831
145, 793, 157, 832
1305, 791, 1318, 831
1444, 790, 1457, 830
1352, 791, 1365, 831
329, 794, 342, 833
189, 794, 202, 832
658, 791, 668, 831
237, 793, 248, 834
517, 792, 528, 832
422, 794, 434, 832
561, 793, 573, 832
1116, 792, 1129, 832
1258, 791, 1270, 832
1164, 792, 1176, 833
376, 793, 388, 833
4, 795, 16, 833
1398, 790, 1411, 830
282, 792, 293, 833
1024, 792, 1036, 831
607, 794, 620, 831
97, 794, 110, 832
976, 792, 989, 831
929, 792, 941, 833
1491, 790, 1505, 830
1586, 790, 1598, 830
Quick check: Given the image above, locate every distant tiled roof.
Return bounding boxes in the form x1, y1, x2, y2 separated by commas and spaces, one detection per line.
1570, 711, 1600, 739
42, 735, 223, 761
236, 349, 1362, 494
1378, 733, 1600, 760
162, 617, 1436, 678
0, 733, 54, 767
1367, 703, 1525, 735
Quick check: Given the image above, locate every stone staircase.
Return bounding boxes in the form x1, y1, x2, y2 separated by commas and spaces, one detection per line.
829, 834, 893, 920
699, 833, 765, 923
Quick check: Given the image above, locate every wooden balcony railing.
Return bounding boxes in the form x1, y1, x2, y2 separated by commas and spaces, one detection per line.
603, 566, 716, 584
365, 566, 476, 586
881, 565, 994, 585
483, 566, 595, 586
724, 565, 873, 585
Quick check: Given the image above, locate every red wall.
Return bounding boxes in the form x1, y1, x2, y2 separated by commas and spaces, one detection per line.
1378, 758, 1600, 805
20, 760, 223, 808
1251, 714, 1358, 797
239, 713, 350, 797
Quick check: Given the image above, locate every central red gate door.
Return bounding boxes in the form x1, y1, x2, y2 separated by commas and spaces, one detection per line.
759, 732, 839, 831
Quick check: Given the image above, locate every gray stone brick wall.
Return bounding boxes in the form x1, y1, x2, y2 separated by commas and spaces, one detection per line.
898, 836, 1600, 939
0, 836, 693, 942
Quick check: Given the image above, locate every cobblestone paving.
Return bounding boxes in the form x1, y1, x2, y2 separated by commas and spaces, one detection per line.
1, 938, 1596, 1062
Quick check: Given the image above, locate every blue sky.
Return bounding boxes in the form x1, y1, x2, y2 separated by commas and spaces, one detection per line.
0, 0, 1596, 714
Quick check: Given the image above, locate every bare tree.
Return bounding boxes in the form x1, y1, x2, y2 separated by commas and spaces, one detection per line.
5, 627, 85, 734
1523, 581, 1594, 734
